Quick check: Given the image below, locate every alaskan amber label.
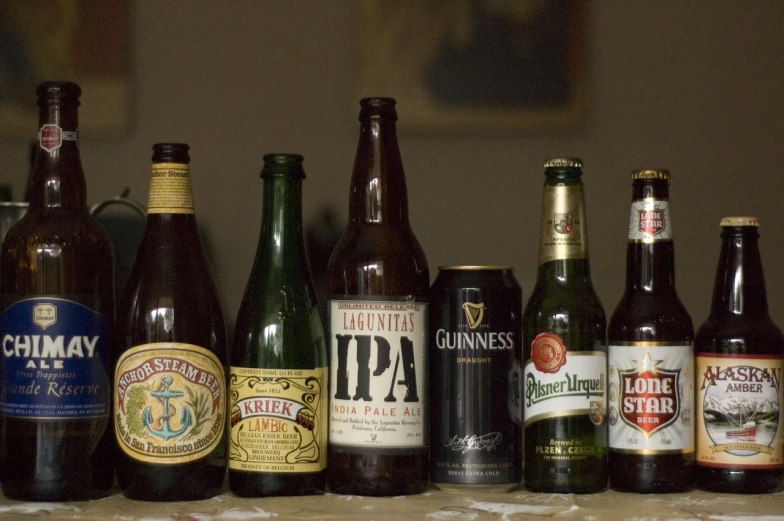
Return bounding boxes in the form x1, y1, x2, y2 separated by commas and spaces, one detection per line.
114, 343, 226, 464
228, 367, 327, 473
696, 354, 783, 469
147, 162, 194, 214
537, 186, 588, 265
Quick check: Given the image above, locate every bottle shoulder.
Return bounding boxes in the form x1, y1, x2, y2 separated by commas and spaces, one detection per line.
608, 291, 694, 342
695, 315, 784, 355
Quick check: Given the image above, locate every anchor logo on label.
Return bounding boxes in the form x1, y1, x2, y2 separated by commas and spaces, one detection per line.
142, 376, 193, 441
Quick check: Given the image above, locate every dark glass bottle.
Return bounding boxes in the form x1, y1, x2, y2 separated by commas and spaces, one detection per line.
522, 157, 607, 494
695, 217, 784, 493
114, 144, 227, 501
327, 97, 430, 496
608, 169, 694, 493
0, 81, 115, 500
229, 154, 327, 497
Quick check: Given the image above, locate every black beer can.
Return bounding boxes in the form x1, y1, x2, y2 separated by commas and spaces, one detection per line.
429, 266, 523, 490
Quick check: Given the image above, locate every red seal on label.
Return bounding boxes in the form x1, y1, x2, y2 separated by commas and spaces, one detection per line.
530, 332, 567, 374
40, 124, 62, 152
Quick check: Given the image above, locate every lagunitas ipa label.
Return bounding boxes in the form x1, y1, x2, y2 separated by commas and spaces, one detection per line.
628, 199, 672, 242
147, 163, 194, 214
114, 343, 226, 464
329, 298, 426, 448
608, 342, 694, 453
228, 367, 327, 473
0, 297, 111, 419
537, 186, 588, 265
696, 354, 783, 469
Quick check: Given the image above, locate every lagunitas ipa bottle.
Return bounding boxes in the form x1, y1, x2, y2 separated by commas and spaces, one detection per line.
608, 169, 694, 493
327, 98, 429, 496
523, 157, 607, 493
695, 217, 784, 493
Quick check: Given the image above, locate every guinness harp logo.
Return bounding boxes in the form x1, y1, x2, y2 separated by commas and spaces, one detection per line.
462, 302, 485, 329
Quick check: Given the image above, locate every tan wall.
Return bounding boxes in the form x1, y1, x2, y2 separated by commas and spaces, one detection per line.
2, 1, 783, 334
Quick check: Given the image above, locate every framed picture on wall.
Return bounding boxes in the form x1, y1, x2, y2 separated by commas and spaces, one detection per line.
356, 0, 588, 134
0, 0, 132, 138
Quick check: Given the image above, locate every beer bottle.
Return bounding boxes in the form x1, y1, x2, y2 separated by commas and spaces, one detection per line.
229, 154, 328, 496
695, 217, 784, 493
114, 143, 228, 501
522, 157, 607, 494
327, 97, 430, 496
608, 169, 694, 493
0, 81, 115, 500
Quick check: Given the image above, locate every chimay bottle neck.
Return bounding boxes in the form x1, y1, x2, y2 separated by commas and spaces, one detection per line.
348, 98, 409, 226
710, 226, 768, 316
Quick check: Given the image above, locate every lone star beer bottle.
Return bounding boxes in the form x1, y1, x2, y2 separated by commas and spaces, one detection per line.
522, 157, 607, 493
114, 144, 228, 501
695, 217, 784, 493
0, 82, 115, 500
229, 154, 328, 496
327, 98, 430, 496
608, 169, 694, 493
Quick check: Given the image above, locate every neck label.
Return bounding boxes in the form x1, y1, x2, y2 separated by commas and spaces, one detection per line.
628, 199, 672, 242
39, 124, 77, 154
148, 163, 195, 214
538, 186, 588, 265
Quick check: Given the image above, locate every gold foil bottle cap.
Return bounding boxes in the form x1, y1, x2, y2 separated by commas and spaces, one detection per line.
720, 216, 760, 227
544, 157, 583, 168
632, 169, 671, 180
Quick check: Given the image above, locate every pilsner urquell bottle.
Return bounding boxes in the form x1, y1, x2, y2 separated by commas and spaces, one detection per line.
608, 169, 694, 493
327, 97, 429, 496
229, 154, 328, 496
114, 144, 228, 501
0, 82, 115, 500
522, 157, 607, 493
695, 217, 784, 493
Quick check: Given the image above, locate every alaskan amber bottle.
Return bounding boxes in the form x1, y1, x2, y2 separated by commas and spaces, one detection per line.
114, 144, 228, 501
229, 154, 327, 496
327, 98, 430, 496
695, 217, 784, 493
608, 169, 694, 493
522, 157, 607, 493
0, 82, 115, 500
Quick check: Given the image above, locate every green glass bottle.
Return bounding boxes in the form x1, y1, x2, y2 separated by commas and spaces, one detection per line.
522, 157, 607, 493
229, 154, 328, 497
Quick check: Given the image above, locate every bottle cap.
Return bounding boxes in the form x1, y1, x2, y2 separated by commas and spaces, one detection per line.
36, 81, 81, 100
720, 216, 759, 227
544, 157, 582, 168
632, 169, 670, 180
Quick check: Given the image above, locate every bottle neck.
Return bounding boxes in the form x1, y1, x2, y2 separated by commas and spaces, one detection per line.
709, 227, 768, 316
258, 174, 307, 265
348, 116, 409, 225
624, 179, 677, 293
28, 99, 87, 210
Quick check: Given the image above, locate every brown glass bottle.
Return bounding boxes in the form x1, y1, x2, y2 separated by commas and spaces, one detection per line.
608, 169, 694, 493
0, 82, 115, 500
114, 144, 228, 501
326, 98, 430, 496
695, 217, 784, 493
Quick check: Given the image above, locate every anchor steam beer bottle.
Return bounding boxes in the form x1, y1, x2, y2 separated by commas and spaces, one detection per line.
695, 217, 784, 493
327, 98, 430, 496
114, 144, 228, 501
523, 157, 607, 493
0, 82, 115, 500
608, 169, 694, 493
229, 154, 328, 496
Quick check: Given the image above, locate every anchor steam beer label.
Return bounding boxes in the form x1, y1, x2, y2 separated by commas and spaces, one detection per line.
0, 297, 111, 418
114, 342, 226, 464
329, 298, 426, 448
608, 342, 694, 453
228, 367, 327, 473
147, 162, 194, 214
696, 354, 784, 468
538, 185, 588, 265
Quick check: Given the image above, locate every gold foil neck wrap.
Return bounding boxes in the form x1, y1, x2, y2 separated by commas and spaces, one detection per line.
544, 157, 583, 168
537, 185, 588, 265
720, 216, 760, 227
631, 169, 671, 180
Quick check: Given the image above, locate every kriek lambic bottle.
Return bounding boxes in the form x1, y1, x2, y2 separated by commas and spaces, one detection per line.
522, 157, 607, 494
695, 217, 784, 493
114, 143, 228, 501
327, 97, 430, 496
0, 81, 115, 500
608, 169, 694, 493
229, 154, 328, 496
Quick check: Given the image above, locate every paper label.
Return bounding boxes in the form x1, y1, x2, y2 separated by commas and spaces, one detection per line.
537, 185, 588, 265
147, 163, 195, 214
628, 199, 672, 242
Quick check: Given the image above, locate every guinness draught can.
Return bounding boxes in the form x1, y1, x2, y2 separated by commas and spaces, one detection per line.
429, 266, 523, 491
